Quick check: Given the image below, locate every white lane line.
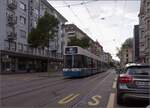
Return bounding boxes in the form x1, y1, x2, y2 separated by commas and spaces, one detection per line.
112, 81, 116, 89
72, 72, 112, 108
106, 93, 115, 108
58, 93, 80, 104
88, 95, 101, 106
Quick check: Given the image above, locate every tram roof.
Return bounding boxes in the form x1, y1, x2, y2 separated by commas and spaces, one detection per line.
64, 46, 103, 62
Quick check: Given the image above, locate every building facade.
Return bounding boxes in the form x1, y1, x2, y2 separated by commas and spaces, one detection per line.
64, 24, 93, 50
120, 48, 133, 67
139, 0, 150, 64
0, 0, 67, 73
133, 25, 140, 62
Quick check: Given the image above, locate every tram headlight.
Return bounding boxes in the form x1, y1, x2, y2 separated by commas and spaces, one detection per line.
63, 69, 69, 71
72, 68, 81, 71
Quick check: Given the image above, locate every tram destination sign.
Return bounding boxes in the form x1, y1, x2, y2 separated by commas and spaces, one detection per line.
65, 47, 78, 54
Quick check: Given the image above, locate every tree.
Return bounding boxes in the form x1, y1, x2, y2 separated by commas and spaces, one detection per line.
67, 36, 90, 48
80, 36, 90, 48
121, 38, 133, 49
116, 38, 133, 60
28, 11, 59, 48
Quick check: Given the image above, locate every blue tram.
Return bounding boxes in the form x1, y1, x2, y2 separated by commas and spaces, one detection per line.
63, 46, 108, 78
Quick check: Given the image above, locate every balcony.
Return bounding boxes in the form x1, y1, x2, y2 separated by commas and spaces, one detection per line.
7, 14, 17, 26
7, 0, 17, 10
3, 41, 63, 60
7, 32, 17, 40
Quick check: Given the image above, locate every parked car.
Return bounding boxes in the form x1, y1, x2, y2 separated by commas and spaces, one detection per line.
117, 63, 150, 105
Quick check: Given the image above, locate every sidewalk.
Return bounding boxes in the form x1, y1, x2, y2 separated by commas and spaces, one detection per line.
0, 71, 63, 78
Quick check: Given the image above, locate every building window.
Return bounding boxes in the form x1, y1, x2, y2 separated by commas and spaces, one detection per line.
18, 43, 23, 51
141, 30, 144, 38
68, 32, 75, 36
33, 21, 37, 28
147, 2, 150, 6
147, 9, 150, 13
36, 0, 39, 4
41, 3, 45, 10
148, 20, 150, 30
20, 30, 26, 38
34, 9, 39, 15
20, 16, 26, 24
19, 2, 26, 11
148, 38, 150, 48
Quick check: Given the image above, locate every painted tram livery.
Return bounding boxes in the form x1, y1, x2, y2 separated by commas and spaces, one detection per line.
63, 46, 108, 78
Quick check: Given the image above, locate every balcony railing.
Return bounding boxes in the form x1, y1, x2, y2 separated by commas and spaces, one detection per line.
3, 41, 63, 60
7, 32, 17, 40
7, 14, 17, 26
7, 15, 17, 25
7, 0, 17, 10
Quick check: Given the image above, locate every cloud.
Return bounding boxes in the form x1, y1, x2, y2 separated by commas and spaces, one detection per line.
48, 0, 140, 60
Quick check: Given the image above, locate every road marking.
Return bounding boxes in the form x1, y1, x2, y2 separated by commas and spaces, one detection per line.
88, 95, 101, 106
112, 81, 116, 89
58, 93, 80, 104
106, 93, 115, 108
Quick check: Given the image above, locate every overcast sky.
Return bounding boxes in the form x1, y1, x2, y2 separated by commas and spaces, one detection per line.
48, 0, 140, 60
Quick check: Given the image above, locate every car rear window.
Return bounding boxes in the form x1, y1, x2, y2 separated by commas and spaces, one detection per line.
127, 66, 150, 75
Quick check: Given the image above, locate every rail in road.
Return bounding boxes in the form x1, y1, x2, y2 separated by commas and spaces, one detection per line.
1, 70, 109, 100
40, 70, 111, 108
1, 69, 149, 108
1, 70, 111, 108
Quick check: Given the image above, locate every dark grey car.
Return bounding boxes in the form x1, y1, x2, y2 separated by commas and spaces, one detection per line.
117, 64, 150, 105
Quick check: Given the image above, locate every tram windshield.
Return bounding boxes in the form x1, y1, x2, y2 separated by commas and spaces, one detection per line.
64, 55, 95, 68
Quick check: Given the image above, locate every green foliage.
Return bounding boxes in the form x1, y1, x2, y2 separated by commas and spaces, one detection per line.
121, 38, 133, 49
28, 11, 59, 48
80, 36, 90, 48
68, 36, 90, 48
116, 38, 133, 59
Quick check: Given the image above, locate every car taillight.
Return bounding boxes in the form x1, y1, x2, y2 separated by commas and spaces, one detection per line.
118, 74, 133, 83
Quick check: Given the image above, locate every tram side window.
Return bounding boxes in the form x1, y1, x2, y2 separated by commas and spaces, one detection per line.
74, 55, 81, 68
81, 55, 87, 68
74, 55, 85, 68
64, 55, 72, 68
74, 55, 88, 68
87, 57, 91, 68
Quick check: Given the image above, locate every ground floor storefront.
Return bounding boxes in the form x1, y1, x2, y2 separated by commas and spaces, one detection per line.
0, 50, 63, 74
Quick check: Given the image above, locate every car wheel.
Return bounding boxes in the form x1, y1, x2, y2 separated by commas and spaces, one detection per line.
117, 93, 124, 105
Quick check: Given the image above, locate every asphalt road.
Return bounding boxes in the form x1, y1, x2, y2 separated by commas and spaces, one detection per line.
0, 69, 149, 108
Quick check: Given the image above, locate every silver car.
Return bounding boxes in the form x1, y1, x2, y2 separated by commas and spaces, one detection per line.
117, 63, 150, 105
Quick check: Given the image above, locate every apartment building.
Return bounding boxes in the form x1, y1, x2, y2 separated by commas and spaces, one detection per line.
64, 24, 112, 64
133, 25, 140, 62
64, 24, 93, 50
0, 0, 67, 73
139, 0, 150, 64
120, 48, 133, 67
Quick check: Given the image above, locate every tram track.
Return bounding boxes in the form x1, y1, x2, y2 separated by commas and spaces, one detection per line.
71, 71, 113, 108
1, 74, 62, 88
1, 71, 106, 100
1, 78, 73, 100
39, 70, 111, 107
1, 70, 110, 108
